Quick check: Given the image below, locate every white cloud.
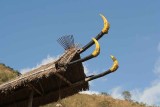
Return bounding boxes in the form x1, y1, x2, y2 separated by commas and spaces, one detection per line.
110, 87, 143, 102
110, 85, 160, 105
83, 65, 89, 75
83, 63, 98, 75
20, 68, 33, 74
130, 89, 142, 101
110, 42, 160, 106
40, 55, 59, 65
83, 64, 96, 87
137, 54, 160, 105
139, 82, 160, 105
80, 91, 100, 95
154, 42, 160, 75
154, 57, 160, 76
109, 86, 124, 100
20, 55, 60, 74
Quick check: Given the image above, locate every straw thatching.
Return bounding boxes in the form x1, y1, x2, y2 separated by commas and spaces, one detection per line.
0, 48, 89, 107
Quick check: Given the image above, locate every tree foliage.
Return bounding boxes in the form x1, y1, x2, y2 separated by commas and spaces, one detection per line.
122, 91, 132, 101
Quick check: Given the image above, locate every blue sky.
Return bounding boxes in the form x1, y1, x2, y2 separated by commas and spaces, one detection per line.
0, 0, 160, 105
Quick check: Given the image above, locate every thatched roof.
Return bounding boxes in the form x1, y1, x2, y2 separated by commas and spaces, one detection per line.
0, 48, 89, 107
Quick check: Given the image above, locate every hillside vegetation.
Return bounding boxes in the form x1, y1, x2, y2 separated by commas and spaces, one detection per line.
42, 94, 147, 107
0, 63, 20, 85
0, 64, 148, 107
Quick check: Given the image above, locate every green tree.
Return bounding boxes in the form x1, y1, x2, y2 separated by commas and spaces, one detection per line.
122, 91, 132, 101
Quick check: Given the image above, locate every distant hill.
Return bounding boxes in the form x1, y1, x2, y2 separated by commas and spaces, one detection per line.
42, 94, 147, 107
0, 63, 20, 85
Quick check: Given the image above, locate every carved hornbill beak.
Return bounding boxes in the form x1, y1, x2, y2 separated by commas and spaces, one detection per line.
85, 55, 119, 82
68, 38, 100, 65
110, 55, 119, 72
79, 14, 110, 54
68, 56, 119, 87
100, 14, 110, 34
68, 14, 109, 65
56, 14, 116, 72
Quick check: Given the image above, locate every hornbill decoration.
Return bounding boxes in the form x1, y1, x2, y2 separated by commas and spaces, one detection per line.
57, 14, 118, 71
0, 14, 119, 107
56, 14, 118, 90
78, 14, 110, 54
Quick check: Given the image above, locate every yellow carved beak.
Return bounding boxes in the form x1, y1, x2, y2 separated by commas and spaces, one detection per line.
100, 14, 110, 34
91, 38, 100, 57
110, 55, 119, 72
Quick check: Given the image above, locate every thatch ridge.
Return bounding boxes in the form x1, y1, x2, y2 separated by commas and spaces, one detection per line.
0, 48, 74, 92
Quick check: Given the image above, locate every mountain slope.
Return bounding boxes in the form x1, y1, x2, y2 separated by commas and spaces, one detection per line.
42, 94, 147, 107
0, 63, 20, 85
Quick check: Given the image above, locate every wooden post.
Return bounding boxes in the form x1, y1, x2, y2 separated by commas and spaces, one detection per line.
28, 90, 34, 107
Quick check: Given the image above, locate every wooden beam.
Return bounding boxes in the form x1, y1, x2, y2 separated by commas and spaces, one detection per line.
54, 73, 72, 85
39, 82, 44, 95
28, 84, 43, 96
